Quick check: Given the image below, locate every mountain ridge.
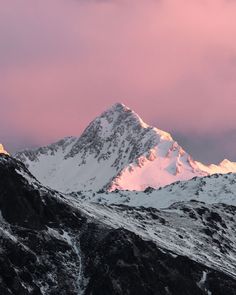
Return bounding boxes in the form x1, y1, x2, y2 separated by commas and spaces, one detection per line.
0, 144, 9, 155
0, 153, 235, 294
82, 171, 236, 209
14, 103, 236, 193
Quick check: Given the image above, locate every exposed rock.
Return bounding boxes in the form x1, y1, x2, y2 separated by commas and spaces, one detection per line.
0, 154, 235, 294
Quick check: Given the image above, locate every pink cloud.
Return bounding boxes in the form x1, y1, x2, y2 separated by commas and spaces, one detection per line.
1, 0, 236, 158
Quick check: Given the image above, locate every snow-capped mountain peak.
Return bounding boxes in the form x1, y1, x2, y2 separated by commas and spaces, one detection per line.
110, 102, 173, 140
219, 158, 236, 168
0, 144, 9, 155
15, 103, 236, 193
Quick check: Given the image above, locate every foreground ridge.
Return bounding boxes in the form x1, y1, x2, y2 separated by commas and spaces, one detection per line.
0, 154, 235, 294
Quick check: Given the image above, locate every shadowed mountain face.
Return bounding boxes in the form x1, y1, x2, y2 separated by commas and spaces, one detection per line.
14, 103, 236, 193
0, 154, 236, 294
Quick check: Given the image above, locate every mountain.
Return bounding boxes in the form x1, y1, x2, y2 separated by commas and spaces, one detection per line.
0, 144, 8, 155
0, 154, 236, 294
15, 103, 236, 193
77, 200, 236, 280
81, 172, 236, 209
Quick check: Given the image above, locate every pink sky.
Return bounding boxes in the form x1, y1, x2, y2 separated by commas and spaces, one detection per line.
1, 0, 236, 162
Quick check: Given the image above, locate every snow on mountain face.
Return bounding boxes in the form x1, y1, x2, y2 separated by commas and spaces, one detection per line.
74, 199, 236, 280
83, 172, 236, 209
0, 144, 8, 155
196, 159, 236, 175
15, 103, 236, 193
1, 154, 236, 294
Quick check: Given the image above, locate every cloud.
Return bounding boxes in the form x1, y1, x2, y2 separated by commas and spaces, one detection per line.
0, 0, 236, 161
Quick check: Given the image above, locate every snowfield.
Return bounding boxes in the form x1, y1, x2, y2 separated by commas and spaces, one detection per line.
78, 172, 236, 209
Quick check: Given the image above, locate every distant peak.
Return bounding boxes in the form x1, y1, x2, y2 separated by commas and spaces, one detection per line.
0, 144, 9, 155
109, 102, 131, 112
219, 159, 236, 166
220, 159, 230, 164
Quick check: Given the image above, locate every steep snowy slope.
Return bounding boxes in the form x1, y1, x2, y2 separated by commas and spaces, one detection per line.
15, 103, 236, 193
74, 200, 236, 280
0, 154, 236, 294
81, 172, 236, 209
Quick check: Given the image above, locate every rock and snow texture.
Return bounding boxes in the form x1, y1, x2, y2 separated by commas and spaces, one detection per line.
81, 172, 236, 209
74, 199, 236, 280
15, 103, 236, 193
0, 154, 236, 294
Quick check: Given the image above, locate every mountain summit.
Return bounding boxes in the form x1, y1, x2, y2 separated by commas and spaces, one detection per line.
0, 144, 9, 155
15, 103, 236, 193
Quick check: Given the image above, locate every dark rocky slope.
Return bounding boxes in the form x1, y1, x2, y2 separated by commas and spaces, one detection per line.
0, 154, 235, 294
